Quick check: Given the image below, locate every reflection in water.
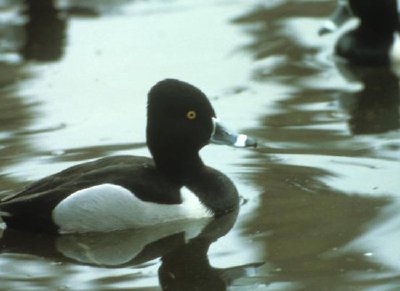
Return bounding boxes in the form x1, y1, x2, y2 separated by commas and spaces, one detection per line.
0, 2, 262, 288
245, 163, 390, 288
234, 1, 400, 289
0, 211, 261, 289
232, 1, 334, 81
337, 65, 400, 134
0, 64, 36, 194
0, 0, 399, 289
0, 0, 66, 195
21, 0, 66, 62
158, 212, 262, 290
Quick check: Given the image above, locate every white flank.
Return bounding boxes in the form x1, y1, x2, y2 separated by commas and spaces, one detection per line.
390, 33, 400, 66
52, 183, 212, 233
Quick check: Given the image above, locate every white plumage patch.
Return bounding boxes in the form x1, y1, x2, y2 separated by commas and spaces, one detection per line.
234, 134, 249, 147
390, 33, 400, 74
52, 183, 212, 233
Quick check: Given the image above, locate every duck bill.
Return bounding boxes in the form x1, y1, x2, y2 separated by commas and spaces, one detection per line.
210, 118, 257, 148
319, 0, 353, 36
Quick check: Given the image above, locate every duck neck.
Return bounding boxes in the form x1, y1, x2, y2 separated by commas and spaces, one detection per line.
152, 150, 205, 182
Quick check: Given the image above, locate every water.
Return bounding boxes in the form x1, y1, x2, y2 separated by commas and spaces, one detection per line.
0, 0, 399, 290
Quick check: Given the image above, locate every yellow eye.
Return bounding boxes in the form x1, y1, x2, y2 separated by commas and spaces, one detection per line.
186, 110, 197, 120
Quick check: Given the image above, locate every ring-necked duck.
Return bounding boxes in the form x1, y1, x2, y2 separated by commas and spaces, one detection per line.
320, 0, 400, 65
0, 79, 256, 233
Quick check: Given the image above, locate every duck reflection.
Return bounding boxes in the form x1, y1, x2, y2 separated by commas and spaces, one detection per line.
158, 212, 262, 291
21, 0, 66, 62
0, 211, 261, 290
337, 64, 400, 134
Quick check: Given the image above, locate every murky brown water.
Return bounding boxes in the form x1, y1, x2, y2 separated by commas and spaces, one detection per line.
0, 0, 399, 290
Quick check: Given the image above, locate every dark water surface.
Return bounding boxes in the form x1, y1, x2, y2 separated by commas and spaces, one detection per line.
0, 0, 399, 290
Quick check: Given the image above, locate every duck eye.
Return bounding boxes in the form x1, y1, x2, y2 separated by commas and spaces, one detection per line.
186, 110, 197, 120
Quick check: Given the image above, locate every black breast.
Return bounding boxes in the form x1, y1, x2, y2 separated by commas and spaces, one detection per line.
185, 167, 239, 216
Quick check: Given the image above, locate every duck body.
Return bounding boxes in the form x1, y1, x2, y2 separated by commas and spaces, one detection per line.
335, 28, 396, 65
0, 79, 255, 233
321, 0, 400, 65
1, 155, 237, 233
